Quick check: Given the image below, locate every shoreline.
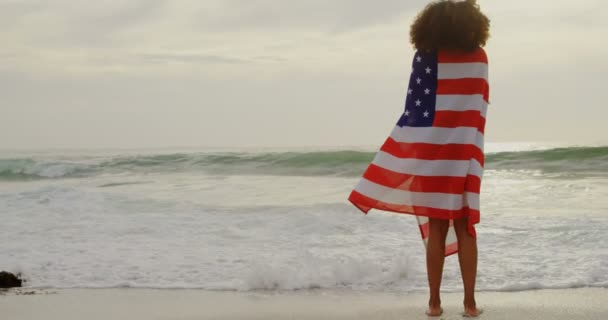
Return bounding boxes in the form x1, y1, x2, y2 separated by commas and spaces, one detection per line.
1, 288, 607, 320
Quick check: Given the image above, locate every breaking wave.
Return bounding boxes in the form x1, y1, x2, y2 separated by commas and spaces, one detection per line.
1, 146, 606, 181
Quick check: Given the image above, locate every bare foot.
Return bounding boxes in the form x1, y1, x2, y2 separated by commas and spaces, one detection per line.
462, 307, 483, 317
425, 306, 444, 317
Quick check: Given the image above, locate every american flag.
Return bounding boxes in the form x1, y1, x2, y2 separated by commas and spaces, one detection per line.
349, 48, 489, 256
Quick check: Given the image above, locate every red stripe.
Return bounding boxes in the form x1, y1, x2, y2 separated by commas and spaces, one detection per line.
438, 48, 488, 63
467, 209, 480, 238
418, 222, 459, 256
420, 222, 430, 238
381, 138, 485, 166
445, 242, 459, 256
351, 201, 371, 214
433, 110, 486, 135
419, 222, 468, 256
362, 164, 481, 194
437, 79, 489, 102
349, 190, 474, 220
350, 190, 480, 257
465, 175, 482, 193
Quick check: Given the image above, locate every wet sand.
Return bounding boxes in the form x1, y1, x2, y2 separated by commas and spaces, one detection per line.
1, 288, 607, 320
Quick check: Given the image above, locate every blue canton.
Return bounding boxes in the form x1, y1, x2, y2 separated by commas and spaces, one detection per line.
397, 51, 438, 128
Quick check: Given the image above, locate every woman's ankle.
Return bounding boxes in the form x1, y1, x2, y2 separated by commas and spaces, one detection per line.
463, 297, 477, 309
429, 297, 442, 308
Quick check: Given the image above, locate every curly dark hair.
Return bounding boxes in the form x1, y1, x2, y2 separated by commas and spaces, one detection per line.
410, 0, 490, 52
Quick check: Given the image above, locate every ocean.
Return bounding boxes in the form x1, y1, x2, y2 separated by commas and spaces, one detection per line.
1, 143, 607, 293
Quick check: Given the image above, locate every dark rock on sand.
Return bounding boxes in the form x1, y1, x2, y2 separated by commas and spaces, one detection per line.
0, 271, 23, 288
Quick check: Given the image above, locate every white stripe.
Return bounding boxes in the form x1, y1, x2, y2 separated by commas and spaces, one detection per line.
469, 159, 484, 179
355, 179, 466, 211
390, 126, 484, 151
438, 62, 488, 81
436, 94, 488, 117
464, 192, 480, 211
373, 152, 484, 178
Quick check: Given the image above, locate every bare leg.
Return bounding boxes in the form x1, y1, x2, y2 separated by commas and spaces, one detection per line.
453, 218, 482, 317
426, 218, 449, 316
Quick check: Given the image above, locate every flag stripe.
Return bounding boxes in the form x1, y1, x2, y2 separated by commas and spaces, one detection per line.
433, 111, 486, 134
438, 63, 488, 81
435, 94, 488, 117
417, 218, 459, 255
464, 192, 480, 212
381, 138, 485, 166
418, 220, 459, 256
349, 190, 477, 219
390, 126, 484, 151
437, 79, 489, 102
362, 164, 482, 194
355, 178, 480, 211
420, 221, 430, 238
372, 151, 484, 178
445, 242, 459, 256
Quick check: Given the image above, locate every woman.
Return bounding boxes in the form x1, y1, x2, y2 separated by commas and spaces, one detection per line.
349, 0, 490, 317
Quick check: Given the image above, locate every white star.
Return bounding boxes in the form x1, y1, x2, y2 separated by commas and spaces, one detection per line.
424, 88, 431, 95
411, 68, 415, 74
425, 67, 432, 74
415, 99, 422, 106
423, 111, 430, 118
416, 77, 422, 84
404, 110, 410, 116
416, 56, 422, 63
408, 88, 413, 95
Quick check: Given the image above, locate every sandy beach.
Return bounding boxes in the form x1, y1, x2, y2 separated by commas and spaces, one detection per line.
1, 288, 606, 320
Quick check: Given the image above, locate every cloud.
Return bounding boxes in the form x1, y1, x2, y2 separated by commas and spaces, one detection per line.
63, 0, 167, 44
0, 0, 168, 47
0, 0, 44, 28
197, 0, 423, 33
2, 0, 608, 148
139, 53, 250, 65
485, 0, 606, 26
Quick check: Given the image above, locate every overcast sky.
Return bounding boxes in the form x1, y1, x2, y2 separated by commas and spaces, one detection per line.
1, 0, 607, 149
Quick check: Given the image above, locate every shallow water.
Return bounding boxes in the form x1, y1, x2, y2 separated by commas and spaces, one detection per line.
1, 144, 607, 292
